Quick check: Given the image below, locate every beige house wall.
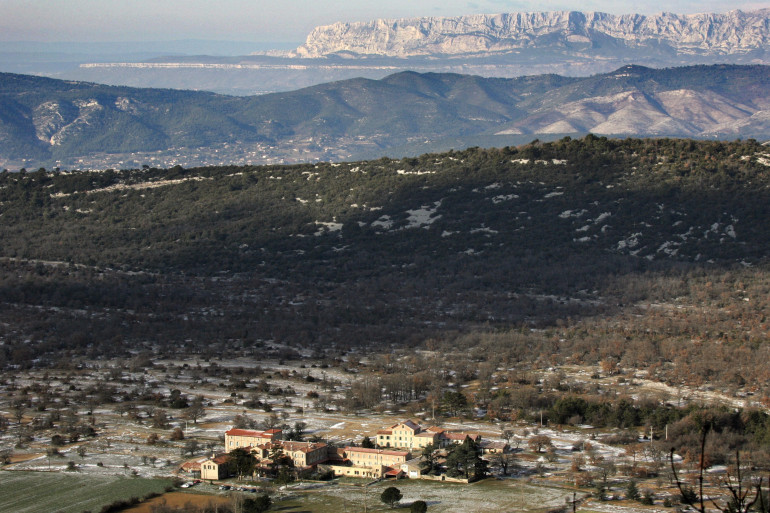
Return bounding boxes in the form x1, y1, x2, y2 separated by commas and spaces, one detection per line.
283, 446, 327, 467
225, 434, 271, 451
328, 464, 385, 478
376, 421, 438, 450
413, 434, 439, 449
201, 460, 228, 480
345, 448, 408, 468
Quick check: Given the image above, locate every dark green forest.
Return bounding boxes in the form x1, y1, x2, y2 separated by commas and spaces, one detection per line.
1, 136, 770, 392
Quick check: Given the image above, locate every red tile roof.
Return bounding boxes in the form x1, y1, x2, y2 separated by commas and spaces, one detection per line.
398, 420, 421, 431
225, 428, 282, 438
225, 428, 270, 437
281, 441, 327, 453
442, 432, 480, 441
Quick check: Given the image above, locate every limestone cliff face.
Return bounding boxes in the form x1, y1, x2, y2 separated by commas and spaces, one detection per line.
32, 100, 104, 146
294, 9, 770, 58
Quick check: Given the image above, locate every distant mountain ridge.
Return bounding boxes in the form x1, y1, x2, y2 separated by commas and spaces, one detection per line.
295, 9, 770, 58
1, 65, 770, 169
11, 10, 770, 96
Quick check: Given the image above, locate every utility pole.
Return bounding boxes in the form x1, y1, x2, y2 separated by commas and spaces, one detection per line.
567, 492, 578, 513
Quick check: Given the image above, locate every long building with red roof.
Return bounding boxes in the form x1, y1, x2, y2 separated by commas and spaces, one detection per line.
225, 428, 282, 451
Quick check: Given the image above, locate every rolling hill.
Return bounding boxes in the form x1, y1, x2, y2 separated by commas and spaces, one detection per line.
1, 65, 769, 170
1, 137, 769, 367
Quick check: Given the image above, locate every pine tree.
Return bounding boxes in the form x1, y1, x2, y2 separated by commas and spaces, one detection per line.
381, 486, 403, 508
627, 480, 640, 501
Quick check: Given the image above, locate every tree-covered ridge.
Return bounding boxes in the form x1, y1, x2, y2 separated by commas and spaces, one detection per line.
1, 65, 770, 168
2, 136, 768, 272
1, 136, 769, 389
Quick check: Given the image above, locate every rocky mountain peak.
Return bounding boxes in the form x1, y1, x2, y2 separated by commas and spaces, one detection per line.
293, 9, 770, 58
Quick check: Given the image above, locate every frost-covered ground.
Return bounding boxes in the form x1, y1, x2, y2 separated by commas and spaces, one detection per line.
1, 354, 754, 513
277, 478, 577, 513
6, 437, 185, 479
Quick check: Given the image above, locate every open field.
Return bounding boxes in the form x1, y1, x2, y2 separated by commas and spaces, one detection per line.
274, 478, 580, 513
0, 471, 173, 513
122, 491, 230, 513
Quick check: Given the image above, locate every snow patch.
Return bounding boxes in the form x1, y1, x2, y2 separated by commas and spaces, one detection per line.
397, 169, 434, 175
471, 226, 498, 235
491, 194, 518, 204
559, 209, 587, 219
372, 215, 394, 229
301, 171, 319, 180
405, 201, 442, 229
617, 232, 642, 250
314, 221, 343, 236
657, 241, 679, 256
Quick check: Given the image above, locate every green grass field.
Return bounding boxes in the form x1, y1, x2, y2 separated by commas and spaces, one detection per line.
0, 471, 173, 513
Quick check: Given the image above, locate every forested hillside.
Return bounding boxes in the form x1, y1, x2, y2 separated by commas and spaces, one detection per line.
1, 136, 770, 390
2, 65, 770, 169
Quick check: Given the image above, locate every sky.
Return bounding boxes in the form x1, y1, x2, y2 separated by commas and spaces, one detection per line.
0, 0, 767, 44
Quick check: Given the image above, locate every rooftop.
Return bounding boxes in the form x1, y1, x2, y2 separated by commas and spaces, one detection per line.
225, 428, 281, 437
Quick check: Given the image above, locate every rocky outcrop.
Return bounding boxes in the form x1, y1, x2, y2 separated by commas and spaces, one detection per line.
295, 9, 770, 58
32, 99, 104, 146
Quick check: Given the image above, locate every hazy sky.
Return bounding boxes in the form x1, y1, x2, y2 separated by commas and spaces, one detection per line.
1, 0, 766, 43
